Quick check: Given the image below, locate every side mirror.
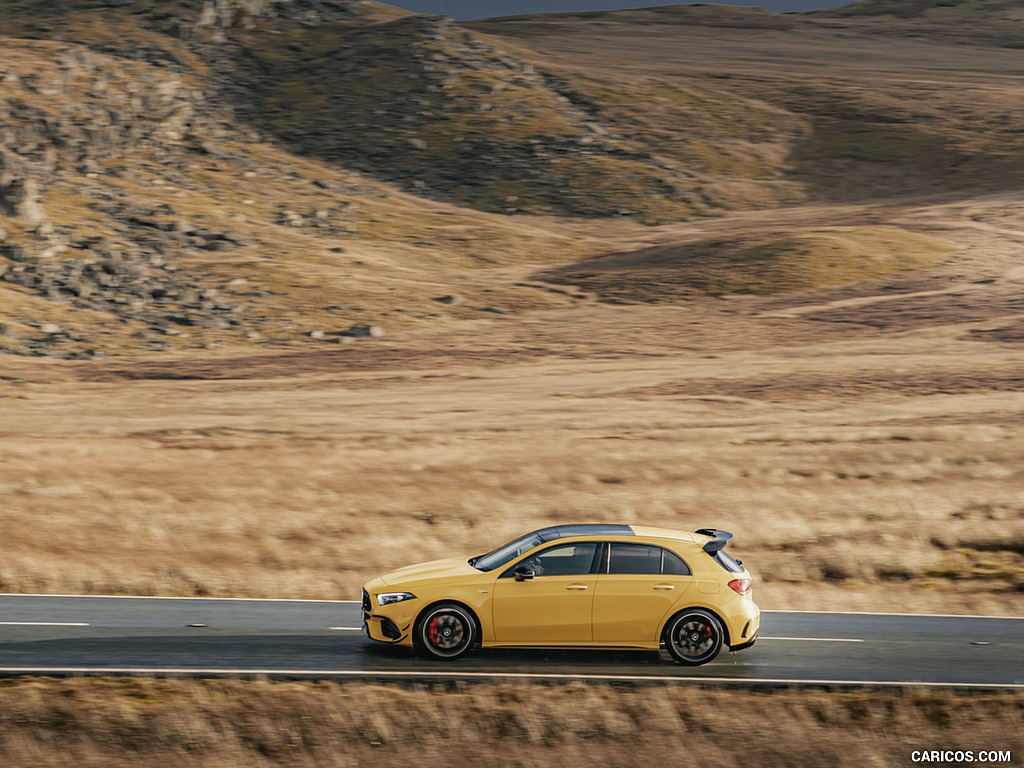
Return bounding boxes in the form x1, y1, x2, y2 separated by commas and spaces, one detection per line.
513, 565, 535, 582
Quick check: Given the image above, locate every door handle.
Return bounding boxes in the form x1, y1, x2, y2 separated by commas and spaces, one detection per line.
565, 585, 589, 590
653, 585, 675, 590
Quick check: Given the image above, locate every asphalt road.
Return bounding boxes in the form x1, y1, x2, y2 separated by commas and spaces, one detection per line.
1, 595, 1021, 687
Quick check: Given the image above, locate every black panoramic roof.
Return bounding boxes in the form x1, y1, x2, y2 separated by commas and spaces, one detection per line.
537, 524, 635, 542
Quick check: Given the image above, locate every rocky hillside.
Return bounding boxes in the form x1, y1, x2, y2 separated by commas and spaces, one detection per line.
0, 0, 807, 358
2, 0, 1022, 358
0, 0, 709, 221
236, 13, 718, 220
0, 19, 591, 359
0, 38, 264, 358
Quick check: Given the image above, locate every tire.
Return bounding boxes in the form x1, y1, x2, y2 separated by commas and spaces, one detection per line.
415, 603, 476, 660
664, 609, 725, 666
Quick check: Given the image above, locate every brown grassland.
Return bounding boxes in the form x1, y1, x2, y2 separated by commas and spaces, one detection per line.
2, 0, 1024, 764
0, 678, 1021, 767
3, 194, 1022, 612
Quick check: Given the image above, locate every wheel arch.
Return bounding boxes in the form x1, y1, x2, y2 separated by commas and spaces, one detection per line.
415, 599, 484, 647
659, 604, 732, 647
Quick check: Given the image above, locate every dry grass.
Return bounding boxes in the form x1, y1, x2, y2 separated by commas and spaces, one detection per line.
2, 223, 1023, 613
0, 677, 1020, 767
536, 226, 955, 302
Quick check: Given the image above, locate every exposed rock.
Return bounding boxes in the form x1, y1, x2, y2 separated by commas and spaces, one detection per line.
194, 0, 367, 30
0, 150, 25, 188
342, 323, 385, 338
202, 239, 234, 251
0, 177, 44, 225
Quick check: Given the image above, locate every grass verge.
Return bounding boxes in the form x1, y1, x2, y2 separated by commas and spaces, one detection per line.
0, 677, 1021, 767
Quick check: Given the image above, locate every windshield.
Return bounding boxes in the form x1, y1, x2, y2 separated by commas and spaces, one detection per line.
471, 531, 546, 572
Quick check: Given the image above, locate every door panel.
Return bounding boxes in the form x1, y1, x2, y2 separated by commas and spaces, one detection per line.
491, 541, 599, 644
492, 575, 597, 643
592, 574, 692, 644
592, 542, 693, 645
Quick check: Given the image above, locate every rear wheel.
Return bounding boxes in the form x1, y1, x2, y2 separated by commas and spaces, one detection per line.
415, 603, 476, 660
664, 609, 724, 665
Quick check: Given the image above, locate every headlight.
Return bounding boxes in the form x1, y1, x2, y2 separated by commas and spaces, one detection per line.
376, 592, 417, 606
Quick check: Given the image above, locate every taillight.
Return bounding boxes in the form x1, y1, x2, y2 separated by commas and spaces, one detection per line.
728, 577, 751, 596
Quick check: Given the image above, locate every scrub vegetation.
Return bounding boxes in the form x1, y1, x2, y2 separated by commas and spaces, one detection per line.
0, 678, 1021, 767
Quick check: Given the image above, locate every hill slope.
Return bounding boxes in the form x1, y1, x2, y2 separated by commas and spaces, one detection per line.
536, 226, 955, 303
2, 0, 1022, 357
0, 0, 709, 221
816, 0, 1024, 46
0, 27, 593, 358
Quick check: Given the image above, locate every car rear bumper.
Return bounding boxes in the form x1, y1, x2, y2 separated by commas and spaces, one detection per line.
730, 634, 758, 652
725, 599, 760, 650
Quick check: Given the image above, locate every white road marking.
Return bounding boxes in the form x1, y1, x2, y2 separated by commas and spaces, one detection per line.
0, 622, 90, 627
760, 636, 864, 643
766, 609, 1024, 620
0, 668, 1018, 689
328, 627, 363, 631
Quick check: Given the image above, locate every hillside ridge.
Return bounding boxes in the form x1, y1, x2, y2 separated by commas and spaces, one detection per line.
1, 0, 1022, 358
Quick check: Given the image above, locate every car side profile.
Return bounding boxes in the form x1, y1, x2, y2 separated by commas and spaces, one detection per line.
361, 524, 759, 665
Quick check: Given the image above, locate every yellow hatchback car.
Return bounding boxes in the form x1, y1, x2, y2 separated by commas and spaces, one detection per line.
361, 524, 759, 665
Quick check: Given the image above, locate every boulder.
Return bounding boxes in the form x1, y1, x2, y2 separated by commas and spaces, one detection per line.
0, 177, 44, 225
342, 323, 385, 338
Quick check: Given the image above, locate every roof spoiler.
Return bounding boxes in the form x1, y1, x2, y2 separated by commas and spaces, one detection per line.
695, 528, 733, 553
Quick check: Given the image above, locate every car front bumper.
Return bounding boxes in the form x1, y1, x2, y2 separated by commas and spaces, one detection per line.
361, 588, 415, 646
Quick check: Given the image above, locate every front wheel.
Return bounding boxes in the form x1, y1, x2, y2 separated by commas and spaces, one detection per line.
415, 603, 476, 660
664, 609, 724, 666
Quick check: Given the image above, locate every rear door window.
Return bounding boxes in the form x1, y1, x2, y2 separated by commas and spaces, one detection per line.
607, 543, 691, 575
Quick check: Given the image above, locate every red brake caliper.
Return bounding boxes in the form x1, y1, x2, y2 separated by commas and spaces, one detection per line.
428, 617, 440, 645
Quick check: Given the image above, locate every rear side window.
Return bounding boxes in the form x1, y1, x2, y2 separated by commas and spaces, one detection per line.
710, 549, 745, 574
607, 543, 691, 576
662, 549, 690, 575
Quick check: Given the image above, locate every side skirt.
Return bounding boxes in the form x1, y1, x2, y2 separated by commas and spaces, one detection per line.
480, 642, 660, 651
